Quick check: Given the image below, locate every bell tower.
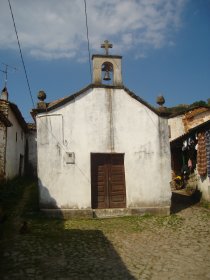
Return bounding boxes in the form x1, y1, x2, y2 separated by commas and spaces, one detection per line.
92, 40, 123, 87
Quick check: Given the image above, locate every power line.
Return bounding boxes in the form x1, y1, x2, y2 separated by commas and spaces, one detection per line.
7, 0, 35, 108
7, 0, 91, 183
84, 0, 92, 83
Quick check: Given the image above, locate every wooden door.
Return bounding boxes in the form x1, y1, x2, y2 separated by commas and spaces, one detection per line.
91, 154, 126, 209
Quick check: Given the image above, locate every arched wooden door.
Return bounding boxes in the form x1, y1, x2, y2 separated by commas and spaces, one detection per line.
91, 153, 126, 209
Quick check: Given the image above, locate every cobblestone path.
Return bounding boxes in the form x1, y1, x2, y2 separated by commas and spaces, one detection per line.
1, 205, 210, 280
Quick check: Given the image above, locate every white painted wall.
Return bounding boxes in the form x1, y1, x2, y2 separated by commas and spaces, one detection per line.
37, 88, 171, 209
196, 170, 210, 201
6, 107, 26, 179
168, 115, 185, 141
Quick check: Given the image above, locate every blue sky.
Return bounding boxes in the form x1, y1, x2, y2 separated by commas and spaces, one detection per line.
0, 0, 209, 122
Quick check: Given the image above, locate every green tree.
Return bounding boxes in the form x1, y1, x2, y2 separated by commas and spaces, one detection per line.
190, 100, 207, 107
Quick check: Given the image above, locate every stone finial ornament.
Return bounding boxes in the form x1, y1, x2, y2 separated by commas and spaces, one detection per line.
37, 90, 47, 109
156, 95, 165, 107
37, 90, 46, 101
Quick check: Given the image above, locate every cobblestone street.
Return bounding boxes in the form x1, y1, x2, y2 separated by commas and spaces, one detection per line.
1, 202, 210, 280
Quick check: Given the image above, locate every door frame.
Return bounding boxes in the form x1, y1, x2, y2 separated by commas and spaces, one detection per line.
91, 153, 126, 209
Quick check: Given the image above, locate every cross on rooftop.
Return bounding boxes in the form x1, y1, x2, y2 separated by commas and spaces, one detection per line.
101, 40, 113, 55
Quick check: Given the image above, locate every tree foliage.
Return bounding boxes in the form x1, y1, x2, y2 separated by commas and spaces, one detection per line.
189, 100, 207, 108
165, 99, 209, 115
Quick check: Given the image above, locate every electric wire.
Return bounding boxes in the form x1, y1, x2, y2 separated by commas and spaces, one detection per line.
7, 0, 90, 182
84, 0, 92, 83
7, 0, 161, 183
7, 0, 35, 108
36, 115, 90, 183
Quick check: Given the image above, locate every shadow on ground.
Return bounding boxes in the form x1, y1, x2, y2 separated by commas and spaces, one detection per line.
0, 178, 136, 280
1, 224, 136, 279
170, 190, 202, 214
41, 229, 134, 279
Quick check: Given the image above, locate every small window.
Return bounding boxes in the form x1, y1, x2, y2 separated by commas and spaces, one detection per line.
21, 130, 23, 140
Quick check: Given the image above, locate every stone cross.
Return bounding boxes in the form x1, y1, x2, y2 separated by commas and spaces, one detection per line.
101, 40, 113, 55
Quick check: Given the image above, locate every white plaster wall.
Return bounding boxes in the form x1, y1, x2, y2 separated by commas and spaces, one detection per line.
37, 88, 171, 209
112, 90, 171, 207
196, 170, 210, 201
168, 116, 185, 141
6, 107, 26, 179
27, 130, 37, 175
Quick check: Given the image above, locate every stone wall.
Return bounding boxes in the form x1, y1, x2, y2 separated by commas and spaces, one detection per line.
0, 101, 9, 180
0, 100, 9, 116
0, 123, 6, 179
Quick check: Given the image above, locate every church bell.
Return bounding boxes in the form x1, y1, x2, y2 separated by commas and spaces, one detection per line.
103, 70, 111, 81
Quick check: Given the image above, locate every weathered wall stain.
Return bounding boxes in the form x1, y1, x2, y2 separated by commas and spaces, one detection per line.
36, 88, 171, 211
135, 142, 154, 159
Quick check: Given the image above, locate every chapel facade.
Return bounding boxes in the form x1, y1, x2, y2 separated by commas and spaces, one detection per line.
33, 41, 172, 218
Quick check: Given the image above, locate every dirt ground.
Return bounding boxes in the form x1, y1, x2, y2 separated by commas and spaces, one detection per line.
0, 181, 210, 280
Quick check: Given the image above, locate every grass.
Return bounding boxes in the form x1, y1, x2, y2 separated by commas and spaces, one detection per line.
0, 177, 27, 212
200, 200, 210, 209
0, 177, 209, 279
0, 177, 185, 241
0, 176, 38, 237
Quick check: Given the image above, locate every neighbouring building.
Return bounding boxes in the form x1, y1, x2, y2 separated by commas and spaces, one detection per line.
0, 87, 37, 180
169, 107, 210, 201
168, 106, 210, 141
33, 41, 172, 218
0, 109, 12, 179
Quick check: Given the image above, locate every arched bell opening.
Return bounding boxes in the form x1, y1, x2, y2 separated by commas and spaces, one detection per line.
101, 62, 113, 85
